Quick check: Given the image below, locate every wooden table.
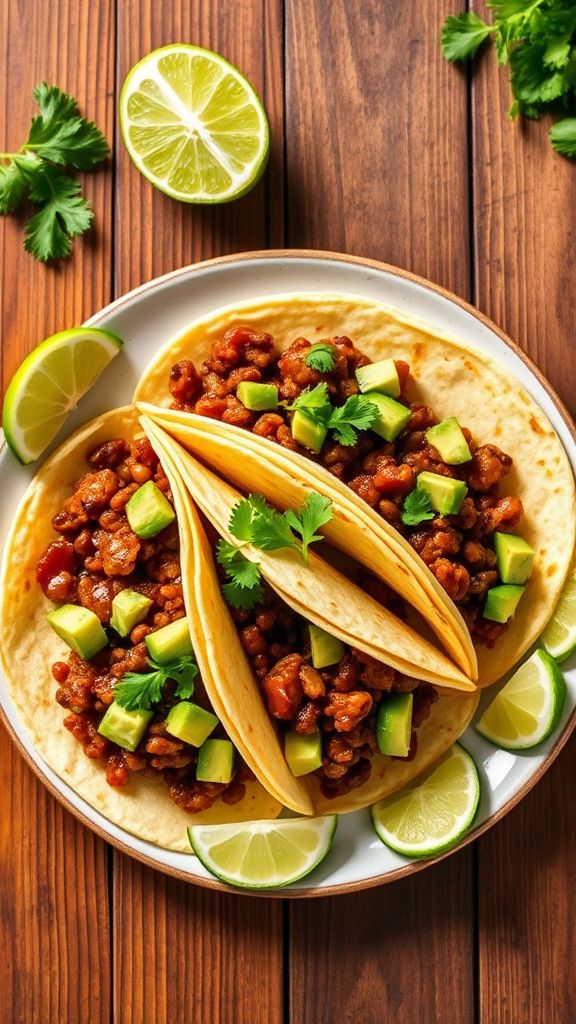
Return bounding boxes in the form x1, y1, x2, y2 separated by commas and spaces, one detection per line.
1, 2, 575, 1021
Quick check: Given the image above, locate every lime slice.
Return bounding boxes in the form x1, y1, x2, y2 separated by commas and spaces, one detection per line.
187, 815, 337, 889
476, 649, 566, 750
2, 327, 123, 464
371, 744, 480, 859
119, 44, 269, 203
542, 569, 576, 663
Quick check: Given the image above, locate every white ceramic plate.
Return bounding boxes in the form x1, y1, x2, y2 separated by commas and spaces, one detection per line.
1, 250, 574, 897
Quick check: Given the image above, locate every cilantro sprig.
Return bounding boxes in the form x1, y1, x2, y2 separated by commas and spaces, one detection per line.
304, 343, 337, 372
114, 654, 199, 711
401, 488, 435, 527
284, 383, 379, 447
0, 83, 109, 260
441, 2, 576, 158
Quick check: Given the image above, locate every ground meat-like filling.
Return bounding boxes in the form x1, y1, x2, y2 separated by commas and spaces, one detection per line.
36, 436, 251, 813
229, 579, 438, 801
169, 326, 525, 648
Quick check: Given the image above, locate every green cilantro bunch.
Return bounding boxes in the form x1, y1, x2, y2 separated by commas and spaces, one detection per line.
441, 1, 576, 158
0, 83, 109, 260
114, 654, 199, 711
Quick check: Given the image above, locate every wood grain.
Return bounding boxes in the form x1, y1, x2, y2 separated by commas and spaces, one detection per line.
285, 3, 475, 1020
472, 8, 576, 1020
0, 2, 114, 1021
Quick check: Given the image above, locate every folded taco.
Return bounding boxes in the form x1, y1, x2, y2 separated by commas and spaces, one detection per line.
144, 417, 479, 813
0, 407, 287, 850
133, 293, 576, 687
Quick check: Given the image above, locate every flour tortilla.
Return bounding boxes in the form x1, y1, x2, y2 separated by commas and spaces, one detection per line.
134, 293, 576, 687
0, 408, 282, 851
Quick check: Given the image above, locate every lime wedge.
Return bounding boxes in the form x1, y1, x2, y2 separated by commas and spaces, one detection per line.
2, 327, 123, 464
542, 568, 576, 663
476, 649, 566, 750
187, 815, 337, 889
371, 744, 480, 858
119, 44, 269, 203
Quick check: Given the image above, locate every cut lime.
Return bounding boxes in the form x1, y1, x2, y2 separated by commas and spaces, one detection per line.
542, 568, 576, 663
2, 327, 123, 464
476, 649, 566, 750
187, 815, 337, 889
120, 44, 269, 203
371, 743, 480, 859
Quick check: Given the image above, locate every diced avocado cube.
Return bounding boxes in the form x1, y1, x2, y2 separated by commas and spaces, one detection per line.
237, 381, 279, 411
494, 533, 535, 585
376, 693, 413, 757
145, 617, 193, 664
285, 729, 323, 777
196, 739, 234, 784
126, 480, 175, 539
166, 702, 218, 747
426, 417, 472, 465
417, 471, 468, 515
98, 701, 153, 751
308, 623, 344, 668
110, 589, 153, 637
368, 393, 412, 442
47, 604, 108, 660
483, 584, 525, 623
291, 410, 328, 452
355, 358, 400, 397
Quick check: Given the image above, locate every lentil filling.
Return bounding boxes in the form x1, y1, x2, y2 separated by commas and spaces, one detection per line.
35, 435, 252, 813
168, 326, 526, 648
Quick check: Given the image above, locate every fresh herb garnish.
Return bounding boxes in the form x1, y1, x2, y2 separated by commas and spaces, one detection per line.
216, 539, 265, 610
401, 488, 435, 527
284, 385, 379, 447
0, 83, 109, 260
441, 2, 576, 157
304, 343, 337, 372
114, 654, 198, 711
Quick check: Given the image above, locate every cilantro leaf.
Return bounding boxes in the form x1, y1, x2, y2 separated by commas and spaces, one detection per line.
441, 12, 492, 62
216, 537, 265, 609
327, 395, 379, 446
284, 492, 333, 562
222, 579, 266, 610
401, 488, 435, 527
26, 83, 109, 169
32, 83, 78, 125
287, 383, 332, 422
250, 504, 300, 552
114, 653, 199, 711
228, 499, 256, 542
0, 162, 26, 214
24, 167, 93, 261
510, 43, 567, 106
550, 117, 576, 157
160, 655, 199, 700
304, 343, 337, 372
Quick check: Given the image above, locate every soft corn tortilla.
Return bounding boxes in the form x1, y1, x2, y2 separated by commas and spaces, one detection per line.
0, 408, 282, 851
134, 293, 576, 687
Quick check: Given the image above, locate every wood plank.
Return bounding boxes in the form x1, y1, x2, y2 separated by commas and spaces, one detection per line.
113, 5, 285, 1023
285, 3, 475, 1021
0, 1, 114, 1021
472, 7, 576, 1020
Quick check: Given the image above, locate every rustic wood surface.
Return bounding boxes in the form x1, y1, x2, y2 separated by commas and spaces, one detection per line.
1, 1, 574, 1021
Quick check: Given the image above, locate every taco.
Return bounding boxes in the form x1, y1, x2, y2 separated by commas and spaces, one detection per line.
133, 293, 576, 687
144, 417, 479, 812
0, 407, 287, 851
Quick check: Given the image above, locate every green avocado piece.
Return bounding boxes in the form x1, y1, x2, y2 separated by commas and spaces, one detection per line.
355, 358, 400, 397
196, 738, 234, 783
368, 393, 412, 442
308, 623, 344, 668
47, 604, 108, 659
484, 584, 525, 623
376, 693, 413, 757
285, 729, 323, 777
291, 410, 328, 452
98, 701, 153, 751
494, 533, 535, 585
417, 470, 468, 515
166, 702, 218, 747
426, 417, 472, 465
145, 617, 193, 664
110, 589, 153, 637
126, 480, 175, 539
237, 381, 279, 411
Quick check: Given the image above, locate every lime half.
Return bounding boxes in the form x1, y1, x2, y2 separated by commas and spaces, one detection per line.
542, 569, 576, 663
187, 815, 337, 889
120, 44, 269, 203
2, 327, 123, 464
371, 744, 480, 859
476, 649, 566, 750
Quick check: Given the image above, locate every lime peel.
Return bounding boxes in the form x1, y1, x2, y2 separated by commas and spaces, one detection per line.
476, 648, 566, 750
542, 568, 576, 663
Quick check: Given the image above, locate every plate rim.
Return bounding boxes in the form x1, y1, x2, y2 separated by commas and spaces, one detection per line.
2, 247, 575, 898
